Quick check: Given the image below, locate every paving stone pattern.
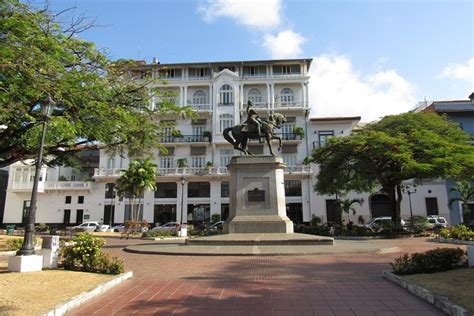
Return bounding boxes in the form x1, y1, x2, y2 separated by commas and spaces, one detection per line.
70, 238, 458, 315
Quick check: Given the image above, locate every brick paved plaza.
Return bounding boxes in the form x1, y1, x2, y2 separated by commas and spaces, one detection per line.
67, 238, 461, 315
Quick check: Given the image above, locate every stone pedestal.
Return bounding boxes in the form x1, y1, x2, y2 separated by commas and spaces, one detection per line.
41, 236, 60, 269
225, 156, 293, 234
8, 255, 43, 272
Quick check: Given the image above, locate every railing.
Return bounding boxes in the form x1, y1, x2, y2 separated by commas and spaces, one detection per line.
274, 133, 302, 140
11, 182, 41, 191
45, 181, 91, 190
188, 76, 211, 80
274, 102, 307, 108
94, 165, 312, 178
159, 135, 211, 143
189, 103, 211, 111
242, 73, 267, 79
273, 73, 303, 78
94, 168, 124, 177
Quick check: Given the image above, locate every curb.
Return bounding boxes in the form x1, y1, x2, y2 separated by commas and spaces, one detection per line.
43, 271, 133, 316
429, 238, 474, 246
383, 270, 470, 316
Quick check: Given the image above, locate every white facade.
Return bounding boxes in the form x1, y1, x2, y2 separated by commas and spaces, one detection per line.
2, 58, 451, 226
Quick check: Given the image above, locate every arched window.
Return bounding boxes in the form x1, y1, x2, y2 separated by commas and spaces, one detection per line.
219, 114, 234, 132
192, 90, 207, 105
219, 84, 233, 105
247, 88, 262, 104
280, 87, 294, 105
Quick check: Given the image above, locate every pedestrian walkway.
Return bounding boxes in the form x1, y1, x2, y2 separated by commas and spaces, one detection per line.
70, 238, 453, 315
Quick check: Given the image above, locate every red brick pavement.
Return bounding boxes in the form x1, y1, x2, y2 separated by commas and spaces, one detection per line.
69, 238, 461, 315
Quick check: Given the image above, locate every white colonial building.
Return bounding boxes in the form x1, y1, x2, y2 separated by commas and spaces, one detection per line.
2, 58, 451, 227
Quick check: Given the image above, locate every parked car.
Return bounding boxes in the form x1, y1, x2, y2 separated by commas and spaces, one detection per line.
72, 221, 109, 232
111, 224, 126, 233
426, 215, 448, 229
363, 217, 406, 232
152, 222, 181, 232
208, 221, 224, 231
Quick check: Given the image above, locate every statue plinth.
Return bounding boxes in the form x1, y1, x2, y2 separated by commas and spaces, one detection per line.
224, 156, 294, 234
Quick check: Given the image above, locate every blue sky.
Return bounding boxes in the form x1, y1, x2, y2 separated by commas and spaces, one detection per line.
34, 0, 473, 121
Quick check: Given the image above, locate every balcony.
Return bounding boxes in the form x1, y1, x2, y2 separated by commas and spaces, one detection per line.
159, 135, 211, 143
10, 182, 44, 192
188, 75, 211, 81
274, 133, 302, 141
274, 102, 307, 108
285, 165, 312, 174
45, 181, 91, 191
157, 167, 228, 176
189, 103, 211, 111
273, 73, 303, 78
94, 168, 124, 179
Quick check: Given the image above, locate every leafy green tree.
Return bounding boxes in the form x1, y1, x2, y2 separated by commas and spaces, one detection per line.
338, 197, 364, 222
116, 158, 157, 221
0, 0, 193, 168
310, 112, 474, 225
449, 181, 474, 225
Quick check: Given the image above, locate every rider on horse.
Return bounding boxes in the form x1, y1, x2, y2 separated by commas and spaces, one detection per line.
242, 100, 265, 142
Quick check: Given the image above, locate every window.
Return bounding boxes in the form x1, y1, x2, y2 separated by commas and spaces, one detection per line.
65, 196, 72, 204
189, 67, 210, 78
124, 205, 144, 221
221, 181, 230, 197
282, 154, 297, 166
158, 68, 182, 79
281, 121, 296, 137
160, 157, 173, 169
247, 88, 262, 104
107, 157, 115, 169
243, 66, 266, 77
105, 183, 116, 198
273, 64, 301, 75
219, 114, 233, 133
285, 180, 302, 196
192, 90, 207, 105
280, 88, 294, 105
155, 182, 178, 198
219, 84, 233, 105
220, 149, 233, 167
162, 126, 173, 142
425, 198, 439, 216
192, 156, 206, 168
326, 199, 341, 223
188, 182, 210, 197
192, 126, 204, 142
78, 196, 84, 204
318, 131, 334, 147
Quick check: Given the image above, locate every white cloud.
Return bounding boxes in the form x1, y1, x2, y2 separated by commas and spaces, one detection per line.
198, 0, 282, 29
262, 30, 306, 59
441, 58, 474, 85
309, 54, 416, 122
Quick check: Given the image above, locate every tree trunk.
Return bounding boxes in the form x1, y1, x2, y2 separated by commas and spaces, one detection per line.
387, 186, 398, 224
395, 184, 403, 228
136, 196, 142, 222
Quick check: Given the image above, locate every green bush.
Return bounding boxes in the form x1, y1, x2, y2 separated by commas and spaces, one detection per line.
35, 223, 49, 232
409, 216, 429, 234
391, 248, 467, 275
60, 233, 124, 275
439, 225, 474, 241
310, 215, 322, 226
301, 225, 331, 236
142, 230, 177, 238
6, 237, 40, 251
211, 214, 221, 224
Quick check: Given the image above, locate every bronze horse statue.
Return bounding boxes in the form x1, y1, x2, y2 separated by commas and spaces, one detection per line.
223, 113, 287, 156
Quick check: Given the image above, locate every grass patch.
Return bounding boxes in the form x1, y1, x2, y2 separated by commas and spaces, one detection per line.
404, 268, 474, 313
0, 266, 113, 315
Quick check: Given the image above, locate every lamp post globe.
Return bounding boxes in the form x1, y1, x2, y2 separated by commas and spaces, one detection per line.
17, 96, 54, 256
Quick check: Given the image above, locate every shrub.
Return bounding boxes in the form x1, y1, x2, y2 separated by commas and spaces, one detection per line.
6, 237, 40, 251
439, 225, 474, 241
35, 223, 49, 232
211, 214, 221, 224
391, 248, 467, 275
409, 215, 429, 234
60, 233, 124, 275
142, 230, 177, 238
301, 225, 331, 236
310, 215, 322, 226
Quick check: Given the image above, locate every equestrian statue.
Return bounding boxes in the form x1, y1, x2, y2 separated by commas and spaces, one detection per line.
223, 100, 287, 156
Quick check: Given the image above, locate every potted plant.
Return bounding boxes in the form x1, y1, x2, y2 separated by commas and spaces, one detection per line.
293, 126, 305, 139
203, 131, 212, 142
176, 158, 187, 168
172, 129, 183, 138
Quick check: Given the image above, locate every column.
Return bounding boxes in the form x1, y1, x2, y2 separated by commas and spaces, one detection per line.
179, 86, 183, 106
270, 84, 275, 109
177, 181, 188, 224
183, 86, 188, 107
210, 181, 221, 218
301, 82, 306, 107
266, 84, 271, 108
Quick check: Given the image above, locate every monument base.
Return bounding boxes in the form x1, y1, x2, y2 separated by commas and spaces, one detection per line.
226, 215, 293, 234
8, 255, 43, 272
186, 233, 334, 246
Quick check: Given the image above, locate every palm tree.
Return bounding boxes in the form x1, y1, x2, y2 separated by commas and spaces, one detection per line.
116, 158, 157, 222
449, 181, 474, 225
338, 198, 364, 223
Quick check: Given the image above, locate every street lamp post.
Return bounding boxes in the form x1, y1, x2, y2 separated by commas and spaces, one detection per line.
402, 184, 417, 232
17, 96, 54, 256
180, 177, 187, 237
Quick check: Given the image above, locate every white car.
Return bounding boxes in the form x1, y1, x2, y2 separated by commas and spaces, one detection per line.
72, 221, 109, 232
364, 217, 406, 232
427, 215, 448, 229
152, 222, 181, 232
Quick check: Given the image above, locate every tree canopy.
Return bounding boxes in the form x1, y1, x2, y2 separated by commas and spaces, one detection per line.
310, 112, 474, 223
0, 0, 192, 168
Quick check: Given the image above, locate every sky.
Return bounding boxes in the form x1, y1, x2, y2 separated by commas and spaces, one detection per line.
32, 0, 473, 122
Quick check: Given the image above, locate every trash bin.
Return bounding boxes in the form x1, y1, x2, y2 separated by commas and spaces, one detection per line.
6, 225, 15, 235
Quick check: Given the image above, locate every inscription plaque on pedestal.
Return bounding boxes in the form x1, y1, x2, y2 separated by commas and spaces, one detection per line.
247, 188, 265, 202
